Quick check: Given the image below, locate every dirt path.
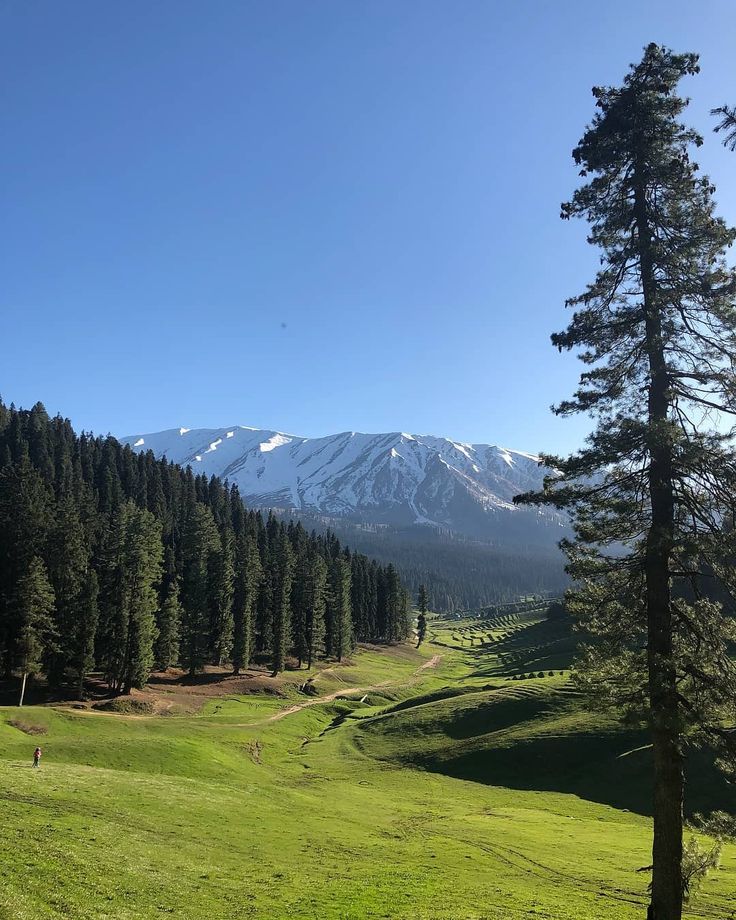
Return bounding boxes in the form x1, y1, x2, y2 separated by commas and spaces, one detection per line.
416, 654, 441, 673
264, 654, 443, 723
264, 682, 392, 723
58, 652, 443, 727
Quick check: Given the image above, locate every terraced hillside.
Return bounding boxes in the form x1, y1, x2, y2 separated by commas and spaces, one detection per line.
1, 612, 734, 919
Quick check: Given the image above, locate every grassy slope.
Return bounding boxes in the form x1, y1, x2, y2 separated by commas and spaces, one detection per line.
1, 616, 734, 920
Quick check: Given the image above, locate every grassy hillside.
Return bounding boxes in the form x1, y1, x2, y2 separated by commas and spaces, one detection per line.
1, 613, 734, 919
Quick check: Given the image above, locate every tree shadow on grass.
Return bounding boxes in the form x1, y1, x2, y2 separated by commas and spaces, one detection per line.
415, 730, 736, 818
360, 685, 736, 818
461, 618, 578, 679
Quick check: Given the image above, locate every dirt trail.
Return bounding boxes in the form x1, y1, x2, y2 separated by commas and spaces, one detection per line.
264, 682, 392, 723
416, 654, 441, 672
57, 652, 443, 727
264, 654, 443, 723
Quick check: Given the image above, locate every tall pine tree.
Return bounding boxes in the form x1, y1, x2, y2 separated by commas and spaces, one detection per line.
271, 529, 293, 675
180, 502, 218, 675
416, 584, 428, 648
15, 557, 56, 706
232, 533, 261, 675
517, 45, 736, 920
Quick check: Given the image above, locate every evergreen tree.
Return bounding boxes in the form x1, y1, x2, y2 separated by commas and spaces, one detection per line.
255, 529, 274, 655
180, 502, 219, 675
383, 564, 405, 642
301, 552, 327, 668
155, 575, 182, 671
15, 557, 56, 706
271, 529, 293, 674
97, 507, 128, 690
290, 549, 309, 669
231, 533, 261, 674
209, 526, 235, 665
0, 455, 53, 677
328, 556, 353, 662
74, 569, 99, 696
98, 502, 162, 692
119, 503, 163, 692
516, 45, 736, 920
416, 583, 428, 648
46, 495, 89, 685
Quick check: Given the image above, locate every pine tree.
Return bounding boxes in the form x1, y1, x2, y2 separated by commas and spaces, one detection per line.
271, 529, 293, 674
383, 564, 405, 642
46, 494, 89, 685
516, 45, 736, 920
208, 526, 235, 665
97, 502, 162, 692
0, 455, 53, 677
232, 533, 261, 674
118, 503, 163, 692
179, 502, 218, 674
97, 507, 128, 690
255, 529, 274, 655
416, 583, 428, 648
15, 557, 56, 706
74, 569, 99, 696
302, 552, 327, 668
328, 556, 353, 662
290, 550, 309, 669
155, 574, 182, 671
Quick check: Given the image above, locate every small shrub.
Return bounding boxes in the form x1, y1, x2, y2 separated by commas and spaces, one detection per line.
681, 836, 722, 901
537, 671, 545, 679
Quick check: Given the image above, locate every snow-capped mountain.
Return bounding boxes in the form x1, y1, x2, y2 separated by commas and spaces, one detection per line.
121, 425, 562, 544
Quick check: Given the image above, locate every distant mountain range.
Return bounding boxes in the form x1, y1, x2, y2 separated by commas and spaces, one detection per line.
121, 425, 563, 542
122, 425, 568, 609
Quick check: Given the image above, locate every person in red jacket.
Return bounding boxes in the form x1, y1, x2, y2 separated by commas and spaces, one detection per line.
32, 747, 41, 768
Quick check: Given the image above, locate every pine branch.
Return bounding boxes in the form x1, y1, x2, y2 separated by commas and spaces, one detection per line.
712, 105, 736, 152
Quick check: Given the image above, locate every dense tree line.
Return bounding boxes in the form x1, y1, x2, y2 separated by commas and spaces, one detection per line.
286, 512, 568, 612
0, 401, 411, 697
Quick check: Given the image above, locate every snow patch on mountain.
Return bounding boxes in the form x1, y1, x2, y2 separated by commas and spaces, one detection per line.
121, 424, 559, 541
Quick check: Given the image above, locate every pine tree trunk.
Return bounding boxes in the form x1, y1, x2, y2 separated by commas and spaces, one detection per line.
635, 176, 683, 920
19, 671, 28, 707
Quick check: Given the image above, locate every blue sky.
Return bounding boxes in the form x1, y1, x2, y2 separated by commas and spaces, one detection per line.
2, 1, 735, 453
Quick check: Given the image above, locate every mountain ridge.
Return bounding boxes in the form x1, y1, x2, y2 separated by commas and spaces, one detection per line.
121, 424, 562, 545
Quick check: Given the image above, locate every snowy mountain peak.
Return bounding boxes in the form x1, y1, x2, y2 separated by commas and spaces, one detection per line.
121, 425, 553, 540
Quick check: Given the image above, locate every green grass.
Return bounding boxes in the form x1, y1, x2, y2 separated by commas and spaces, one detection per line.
1, 619, 734, 919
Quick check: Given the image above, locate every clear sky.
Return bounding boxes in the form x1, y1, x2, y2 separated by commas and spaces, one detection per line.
2, 1, 735, 453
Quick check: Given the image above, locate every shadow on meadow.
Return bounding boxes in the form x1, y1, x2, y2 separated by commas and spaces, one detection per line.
459, 617, 578, 679
356, 684, 736, 818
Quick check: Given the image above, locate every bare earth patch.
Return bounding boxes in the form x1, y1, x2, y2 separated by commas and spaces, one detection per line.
6, 719, 48, 735
416, 654, 442, 673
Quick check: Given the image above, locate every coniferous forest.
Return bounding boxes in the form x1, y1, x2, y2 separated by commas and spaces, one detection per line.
0, 400, 412, 697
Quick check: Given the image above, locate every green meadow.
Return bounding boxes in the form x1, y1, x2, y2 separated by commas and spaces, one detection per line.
1, 611, 734, 919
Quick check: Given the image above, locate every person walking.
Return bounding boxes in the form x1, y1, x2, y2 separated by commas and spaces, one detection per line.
32, 746, 42, 768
